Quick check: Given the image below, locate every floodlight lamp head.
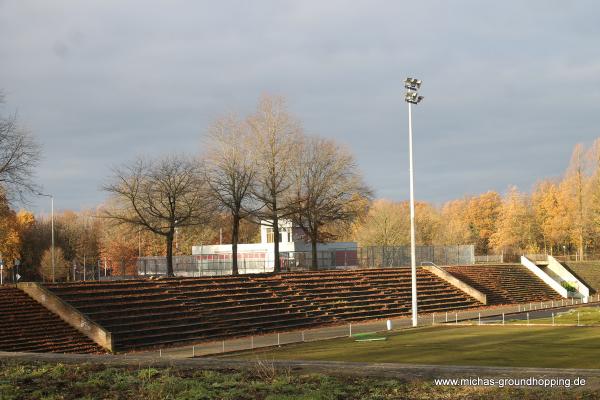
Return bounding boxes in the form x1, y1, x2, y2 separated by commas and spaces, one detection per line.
404, 77, 422, 90
405, 92, 424, 104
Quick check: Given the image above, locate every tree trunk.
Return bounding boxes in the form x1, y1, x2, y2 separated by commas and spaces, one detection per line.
232, 213, 240, 275
166, 231, 175, 277
310, 236, 318, 271
273, 214, 281, 273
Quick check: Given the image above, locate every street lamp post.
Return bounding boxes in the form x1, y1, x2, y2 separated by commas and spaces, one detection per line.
37, 193, 55, 283
175, 220, 179, 256
404, 77, 424, 328
82, 215, 87, 281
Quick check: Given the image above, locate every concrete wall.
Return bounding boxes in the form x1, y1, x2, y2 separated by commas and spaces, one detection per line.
546, 256, 591, 300
18, 282, 113, 352
424, 265, 487, 304
520, 256, 568, 298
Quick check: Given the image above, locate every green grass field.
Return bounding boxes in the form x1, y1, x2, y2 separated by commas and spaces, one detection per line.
224, 325, 600, 368
564, 261, 600, 291
507, 306, 600, 325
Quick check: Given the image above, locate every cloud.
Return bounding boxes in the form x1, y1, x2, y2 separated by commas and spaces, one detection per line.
1, 0, 600, 211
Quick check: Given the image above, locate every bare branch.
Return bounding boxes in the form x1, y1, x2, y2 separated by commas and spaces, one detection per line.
245, 95, 304, 272
0, 92, 41, 203
288, 136, 372, 269
102, 154, 215, 276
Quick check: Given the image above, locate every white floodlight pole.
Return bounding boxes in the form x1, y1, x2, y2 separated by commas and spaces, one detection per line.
405, 77, 423, 328
408, 100, 418, 327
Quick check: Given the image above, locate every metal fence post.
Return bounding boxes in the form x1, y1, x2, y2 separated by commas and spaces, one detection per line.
277, 333, 280, 346
445, 311, 448, 323
251, 336, 254, 349
349, 323, 352, 337
478, 312, 481, 326
455, 312, 458, 325
432, 313, 435, 326
192, 346, 195, 357
222, 340, 225, 353
527, 313, 530, 326
502, 313, 505, 325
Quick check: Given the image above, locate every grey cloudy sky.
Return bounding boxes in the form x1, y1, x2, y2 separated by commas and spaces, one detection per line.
2, 1, 600, 214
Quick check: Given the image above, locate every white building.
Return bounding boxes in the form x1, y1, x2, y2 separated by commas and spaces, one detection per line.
191, 220, 357, 273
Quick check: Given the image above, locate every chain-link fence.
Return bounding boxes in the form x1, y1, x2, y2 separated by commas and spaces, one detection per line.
474, 254, 504, 264
357, 245, 474, 268
131, 245, 475, 277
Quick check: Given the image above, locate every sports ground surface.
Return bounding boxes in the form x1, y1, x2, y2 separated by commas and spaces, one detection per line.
224, 323, 600, 369
505, 305, 600, 326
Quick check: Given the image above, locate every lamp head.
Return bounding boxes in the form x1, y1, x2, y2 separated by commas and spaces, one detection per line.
405, 92, 424, 104
404, 77, 422, 91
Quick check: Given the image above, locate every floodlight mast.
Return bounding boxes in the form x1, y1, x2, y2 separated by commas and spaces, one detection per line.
404, 77, 423, 328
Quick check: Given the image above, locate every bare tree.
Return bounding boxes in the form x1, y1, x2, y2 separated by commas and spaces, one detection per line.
0, 92, 41, 202
289, 136, 372, 270
203, 115, 256, 275
102, 155, 213, 276
247, 96, 303, 273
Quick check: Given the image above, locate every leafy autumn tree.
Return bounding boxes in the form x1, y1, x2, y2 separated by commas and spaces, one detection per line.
353, 199, 408, 247
39, 247, 69, 282
0, 191, 21, 267
415, 202, 442, 245
464, 191, 501, 253
353, 200, 440, 247
561, 144, 591, 259
585, 138, 600, 252
438, 198, 471, 245
490, 186, 539, 252
98, 222, 140, 276
532, 179, 570, 253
